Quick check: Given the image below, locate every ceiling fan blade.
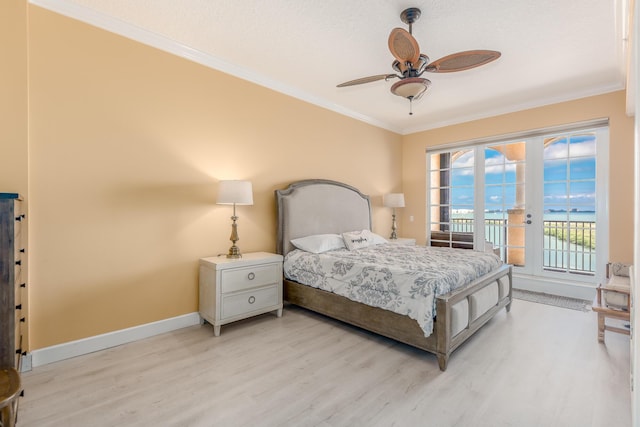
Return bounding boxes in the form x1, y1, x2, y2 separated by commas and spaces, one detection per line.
336, 74, 398, 87
425, 50, 501, 73
388, 28, 421, 65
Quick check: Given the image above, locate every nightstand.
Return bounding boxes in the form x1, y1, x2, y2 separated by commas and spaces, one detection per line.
387, 237, 416, 246
199, 252, 283, 336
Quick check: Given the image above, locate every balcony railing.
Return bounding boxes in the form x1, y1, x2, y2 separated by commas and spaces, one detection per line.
437, 218, 596, 274
543, 220, 595, 274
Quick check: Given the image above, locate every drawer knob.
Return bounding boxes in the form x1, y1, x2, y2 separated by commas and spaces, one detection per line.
247, 272, 255, 280
248, 296, 256, 304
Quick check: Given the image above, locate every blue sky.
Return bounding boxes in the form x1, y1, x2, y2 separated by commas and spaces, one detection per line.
447, 135, 596, 213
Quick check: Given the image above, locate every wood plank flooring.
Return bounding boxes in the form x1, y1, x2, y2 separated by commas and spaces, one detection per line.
18, 299, 631, 426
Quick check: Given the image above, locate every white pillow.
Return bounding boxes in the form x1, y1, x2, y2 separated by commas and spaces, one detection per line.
342, 230, 386, 250
370, 232, 388, 245
291, 234, 346, 253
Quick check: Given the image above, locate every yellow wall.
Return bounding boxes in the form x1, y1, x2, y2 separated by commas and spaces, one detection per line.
1, 0, 30, 352
0, 0, 28, 195
27, 8, 402, 349
10, 5, 636, 352
402, 91, 635, 263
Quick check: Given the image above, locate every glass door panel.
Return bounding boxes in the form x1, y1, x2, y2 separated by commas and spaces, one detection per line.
428, 149, 475, 249
542, 133, 597, 276
484, 142, 526, 267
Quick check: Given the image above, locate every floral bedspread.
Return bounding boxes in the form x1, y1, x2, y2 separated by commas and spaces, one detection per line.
284, 244, 502, 337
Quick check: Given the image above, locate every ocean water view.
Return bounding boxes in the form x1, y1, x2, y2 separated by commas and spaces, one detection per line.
452, 211, 596, 222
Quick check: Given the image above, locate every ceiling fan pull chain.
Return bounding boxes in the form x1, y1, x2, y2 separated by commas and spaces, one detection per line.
409, 98, 413, 115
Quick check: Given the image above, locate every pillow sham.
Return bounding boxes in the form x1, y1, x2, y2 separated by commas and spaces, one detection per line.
370, 232, 388, 245
342, 229, 387, 250
291, 234, 346, 253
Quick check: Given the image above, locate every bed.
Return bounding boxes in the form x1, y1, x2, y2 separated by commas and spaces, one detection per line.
275, 179, 512, 371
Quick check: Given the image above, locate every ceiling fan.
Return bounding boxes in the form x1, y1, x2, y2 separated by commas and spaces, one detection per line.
337, 7, 501, 115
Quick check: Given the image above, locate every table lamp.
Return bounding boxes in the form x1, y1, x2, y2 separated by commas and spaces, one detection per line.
383, 193, 405, 240
217, 180, 253, 258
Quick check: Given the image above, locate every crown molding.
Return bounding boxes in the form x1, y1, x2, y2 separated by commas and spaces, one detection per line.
27, 0, 629, 136
29, 0, 402, 134
402, 83, 625, 135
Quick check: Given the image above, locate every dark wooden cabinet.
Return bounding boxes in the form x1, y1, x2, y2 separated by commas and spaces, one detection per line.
0, 193, 26, 370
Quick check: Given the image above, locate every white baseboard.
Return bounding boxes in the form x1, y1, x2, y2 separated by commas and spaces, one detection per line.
28, 312, 201, 369
513, 273, 597, 301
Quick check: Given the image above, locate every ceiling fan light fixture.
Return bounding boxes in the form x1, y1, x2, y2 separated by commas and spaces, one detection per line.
390, 77, 431, 100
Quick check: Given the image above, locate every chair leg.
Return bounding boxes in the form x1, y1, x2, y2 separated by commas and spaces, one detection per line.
1, 404, 15, 427
597, 312, 605, 343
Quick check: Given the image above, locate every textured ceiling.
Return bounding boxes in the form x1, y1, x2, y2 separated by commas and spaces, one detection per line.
33, 0, 629, 134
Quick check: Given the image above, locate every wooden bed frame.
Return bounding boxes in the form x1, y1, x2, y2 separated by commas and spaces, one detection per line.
275, 179, 512, 371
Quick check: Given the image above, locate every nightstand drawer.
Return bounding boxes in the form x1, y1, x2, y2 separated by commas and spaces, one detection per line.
221, 264, 280, 293
222, 285, 279, 319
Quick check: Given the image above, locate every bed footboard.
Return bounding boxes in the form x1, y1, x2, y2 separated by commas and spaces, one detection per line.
434, 264, 512, 370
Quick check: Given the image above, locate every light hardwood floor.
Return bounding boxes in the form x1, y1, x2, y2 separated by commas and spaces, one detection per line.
19, 299, 630, 426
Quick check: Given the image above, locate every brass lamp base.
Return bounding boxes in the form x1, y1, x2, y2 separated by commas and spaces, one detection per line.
226, 213, 243, 258
227, 244, 242, 259
389, 211, 398, 240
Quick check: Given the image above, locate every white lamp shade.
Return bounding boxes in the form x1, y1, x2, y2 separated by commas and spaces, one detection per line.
216, 180, 254, 205
383, 193, 405, 208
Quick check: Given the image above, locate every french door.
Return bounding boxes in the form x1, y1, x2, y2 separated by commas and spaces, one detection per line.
427, 125, 608, 291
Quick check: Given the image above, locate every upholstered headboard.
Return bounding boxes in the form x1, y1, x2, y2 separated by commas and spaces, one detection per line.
275, 179, 372, 256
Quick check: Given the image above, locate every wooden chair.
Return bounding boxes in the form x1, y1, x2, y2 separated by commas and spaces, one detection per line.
592, 274, 631, 343
0, 367, 21, 427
